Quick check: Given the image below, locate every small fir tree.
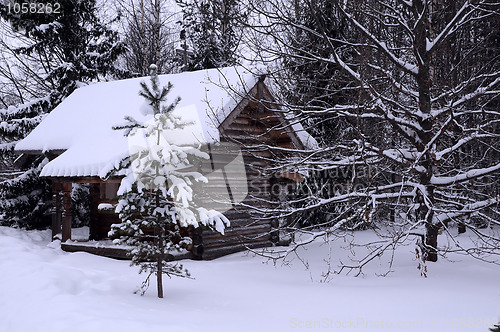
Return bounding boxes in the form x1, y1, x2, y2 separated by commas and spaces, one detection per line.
109, 65, 229, 298
71, 184, 91, 228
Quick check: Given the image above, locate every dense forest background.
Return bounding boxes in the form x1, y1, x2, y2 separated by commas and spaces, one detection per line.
0, 0, 498, 267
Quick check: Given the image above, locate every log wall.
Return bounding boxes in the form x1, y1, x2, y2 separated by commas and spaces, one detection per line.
195, 102, 299, 259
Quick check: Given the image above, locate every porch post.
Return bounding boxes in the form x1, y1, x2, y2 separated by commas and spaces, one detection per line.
88, 183, 100, 240
61, 182, 73, 242
51, 180, 62, 240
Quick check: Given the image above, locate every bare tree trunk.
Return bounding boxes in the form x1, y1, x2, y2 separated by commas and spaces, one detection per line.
155, 190, 163, 298
140, 0, 146, 69
425, 223, 439, 262
154, 0, 160, 66
413, 0, 439, 261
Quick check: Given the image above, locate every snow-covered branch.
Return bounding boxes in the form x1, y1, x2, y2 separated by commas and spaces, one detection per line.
433, 196, 499, 225
336, 4, 419, 76
426, 1, 473, 54
431, 163, 500, 186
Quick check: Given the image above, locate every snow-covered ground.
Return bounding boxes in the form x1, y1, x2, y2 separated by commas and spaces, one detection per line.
0, 226, 498, 332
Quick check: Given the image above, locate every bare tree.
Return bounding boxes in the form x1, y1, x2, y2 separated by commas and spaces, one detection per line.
242, 0, 500, 269
0, 20, 55, 108
116, 0, 181, 75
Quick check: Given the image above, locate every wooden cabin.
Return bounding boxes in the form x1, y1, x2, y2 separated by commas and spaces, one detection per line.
15, 67, 316, 260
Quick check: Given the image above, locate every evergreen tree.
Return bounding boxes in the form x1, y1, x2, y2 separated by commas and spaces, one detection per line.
1, 0, 127, 101
0, 156, 52, 228
109, 65, 229, 297
0, 0, 127, 228
71, 183, 91, 227
177, 0, 244, 70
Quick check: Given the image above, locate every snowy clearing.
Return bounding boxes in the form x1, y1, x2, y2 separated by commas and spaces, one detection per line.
0, 226, 498, 332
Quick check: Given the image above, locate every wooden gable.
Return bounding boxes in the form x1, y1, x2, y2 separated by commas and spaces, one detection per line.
219, 77, 304, 151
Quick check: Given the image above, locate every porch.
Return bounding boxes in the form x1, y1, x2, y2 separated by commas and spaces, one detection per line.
61, 227, 194, 260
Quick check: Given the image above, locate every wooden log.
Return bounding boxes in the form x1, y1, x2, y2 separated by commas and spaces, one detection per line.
201, 240, 273, 260
204, 225, 272, 237
227, 218, 273, 227
202, 233, 267, 244
203, 235, 272, 249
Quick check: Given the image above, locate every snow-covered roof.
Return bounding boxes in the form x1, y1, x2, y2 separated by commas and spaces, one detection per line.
15, 66, 316, 178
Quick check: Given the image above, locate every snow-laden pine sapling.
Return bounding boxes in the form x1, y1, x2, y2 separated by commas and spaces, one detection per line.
108, 64, 229, 298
